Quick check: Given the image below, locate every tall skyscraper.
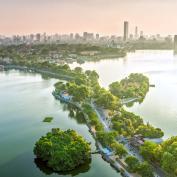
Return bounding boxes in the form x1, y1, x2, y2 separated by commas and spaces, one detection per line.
36, 33, 41, 42
140, 31, 144, 37
135, 26, 138, 39
123, 21, 129, 41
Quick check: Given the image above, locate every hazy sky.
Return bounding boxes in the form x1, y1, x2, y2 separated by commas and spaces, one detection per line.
1, 0, 177, 36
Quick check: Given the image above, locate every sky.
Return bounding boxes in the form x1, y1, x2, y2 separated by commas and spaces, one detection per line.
0, 0, 177, 36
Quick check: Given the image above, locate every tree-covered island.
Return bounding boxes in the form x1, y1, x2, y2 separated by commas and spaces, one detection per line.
34, 128, 91, 172
109, 73, 149, 100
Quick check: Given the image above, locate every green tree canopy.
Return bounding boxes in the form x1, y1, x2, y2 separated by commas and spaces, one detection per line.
34, 128, 91, 172
125, 156, 140, 172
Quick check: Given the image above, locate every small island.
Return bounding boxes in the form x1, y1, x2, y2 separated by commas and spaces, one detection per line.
43, 116, 53, 123
109, 73, 149, 100
34, 128, 91, 172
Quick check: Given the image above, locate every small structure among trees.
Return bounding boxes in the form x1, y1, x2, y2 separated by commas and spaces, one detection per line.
130, 134, 145, 148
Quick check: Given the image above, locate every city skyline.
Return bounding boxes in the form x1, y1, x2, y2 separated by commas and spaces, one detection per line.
1, 0, 177, 36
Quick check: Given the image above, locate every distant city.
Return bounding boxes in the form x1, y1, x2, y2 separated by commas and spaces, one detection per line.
0, 21, 175, 46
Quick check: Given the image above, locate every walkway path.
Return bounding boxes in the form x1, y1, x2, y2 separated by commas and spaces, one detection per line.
91, 102, 166, 177
121, 97, 139, 105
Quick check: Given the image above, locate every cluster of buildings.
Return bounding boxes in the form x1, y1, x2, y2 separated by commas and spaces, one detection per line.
0, 32, 123, 46
0, 21, 175, 46
123, 21, 173, 42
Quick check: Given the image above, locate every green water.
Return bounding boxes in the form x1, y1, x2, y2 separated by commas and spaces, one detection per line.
0, 70, 120, 177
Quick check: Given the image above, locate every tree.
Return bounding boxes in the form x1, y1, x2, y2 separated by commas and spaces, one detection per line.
140, 141, 158, 162
62, 64, 70, 70
111, 142, 127, 158
74, 67, 83, 73
137, 162, 154, 177
95, 88, 120, 110
125, 156, 140, 172
135, 124, 164, 138
34, 128, 91, 172
161, 152, 176, 174
96, 131, 118, 147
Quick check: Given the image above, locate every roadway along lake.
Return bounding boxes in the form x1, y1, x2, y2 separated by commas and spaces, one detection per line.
70, 50, 177, 139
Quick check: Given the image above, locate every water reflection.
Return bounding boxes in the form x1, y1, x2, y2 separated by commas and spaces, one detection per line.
34, 158, 91, 176
61, 102, 86, 125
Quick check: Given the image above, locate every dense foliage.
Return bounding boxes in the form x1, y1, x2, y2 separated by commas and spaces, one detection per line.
125, 156, 154, 177
82, 104, 104, 131
34, 128, 91, 172
125, 156, 140, 172
96, 131, 118, 147
135, 123, 164, 138
140, 137, 177, 176
94, 88, 120, 110
54, 69, 101, 103
111, 109, 163, 138
110, 141, 127, 158
109, 73, 149, 99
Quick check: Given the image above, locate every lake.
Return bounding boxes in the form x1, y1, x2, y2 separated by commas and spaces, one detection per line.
0, 70, 120, 177
1, 50, 177, 177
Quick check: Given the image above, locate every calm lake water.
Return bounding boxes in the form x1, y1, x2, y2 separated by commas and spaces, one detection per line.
0, 71, 120, 177
1, 50, 177, 177
70, 50, 177, 139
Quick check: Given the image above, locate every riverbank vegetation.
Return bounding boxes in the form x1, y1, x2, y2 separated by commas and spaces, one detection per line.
82, 104, 104, 131
34, 128, 91, 172
125, 156, 154, 177
111, 109, 164, 138
140, 137, 177, 176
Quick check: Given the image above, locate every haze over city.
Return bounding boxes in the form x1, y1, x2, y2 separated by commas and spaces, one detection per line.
1, 0, 177, 36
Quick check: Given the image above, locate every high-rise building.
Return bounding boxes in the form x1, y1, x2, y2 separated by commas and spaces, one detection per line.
96, 33, 99, 40
135, 26, 138, 39
70, 33, 74, 40
30, 34, 34, 42
36, 33, 41, 42
174, 35, 177, 51
123, 21, 129, 41
75, 33, 80, 40
140, 31, 144, 37
83, 32, 94, 41
83, 32, 88, 40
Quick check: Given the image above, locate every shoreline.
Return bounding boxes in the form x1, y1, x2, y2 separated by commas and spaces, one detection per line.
3, 64, 74, 81
52, 92, 133, 177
